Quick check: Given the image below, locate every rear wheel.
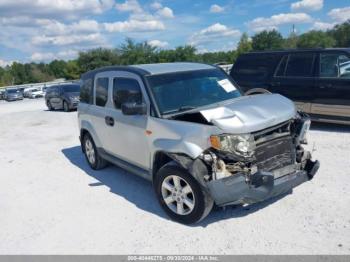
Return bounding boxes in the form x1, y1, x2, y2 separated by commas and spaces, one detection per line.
83, 134, 107, 170
154, 163, 213, 224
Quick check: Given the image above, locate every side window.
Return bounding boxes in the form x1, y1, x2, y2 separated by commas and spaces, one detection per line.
320, 53, 350, 78
113, 78, 142, 109
275, 55, 288, 77
80, 78, 93, 104
95, 78, 109, 107
285, 53, 315, 77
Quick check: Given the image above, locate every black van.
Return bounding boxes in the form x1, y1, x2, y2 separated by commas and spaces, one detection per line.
230, 48, 350, 125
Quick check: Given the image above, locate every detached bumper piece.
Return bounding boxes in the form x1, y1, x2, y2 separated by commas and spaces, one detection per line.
207, 159, 319, 206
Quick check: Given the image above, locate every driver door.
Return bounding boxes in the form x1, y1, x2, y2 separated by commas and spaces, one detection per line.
104, 71, 150, 170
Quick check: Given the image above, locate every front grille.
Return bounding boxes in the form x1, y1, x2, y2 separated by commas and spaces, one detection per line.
254, 135, 296, 172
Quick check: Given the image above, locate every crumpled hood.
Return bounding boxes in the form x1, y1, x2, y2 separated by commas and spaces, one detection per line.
200, 94, 296, 134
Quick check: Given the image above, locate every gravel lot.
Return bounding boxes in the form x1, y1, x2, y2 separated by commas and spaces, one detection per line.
0, 98, 349, 254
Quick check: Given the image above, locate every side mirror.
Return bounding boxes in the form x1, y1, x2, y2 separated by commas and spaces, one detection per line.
121, 102, 147, 115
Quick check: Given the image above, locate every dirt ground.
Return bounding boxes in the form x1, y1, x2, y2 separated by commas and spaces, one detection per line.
0, 98, 349, 254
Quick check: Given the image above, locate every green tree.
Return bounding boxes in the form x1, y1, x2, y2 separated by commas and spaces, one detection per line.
49, 60, 68, 78
284, 31, 299, 49
118, 38, 157, 64
77, 47, 120, 73
64, 60, 80, 79
329, 20, 350, 47
251, 30, 284, 51
236, 33, 252, 55
297, 30, 335, 48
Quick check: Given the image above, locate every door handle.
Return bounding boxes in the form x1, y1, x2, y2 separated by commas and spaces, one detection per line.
105, 116, 114, 126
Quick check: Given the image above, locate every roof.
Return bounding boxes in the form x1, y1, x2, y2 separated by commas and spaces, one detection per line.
81, 62, 216, 79
130, 62, 215, 75
246, 48, 350, 55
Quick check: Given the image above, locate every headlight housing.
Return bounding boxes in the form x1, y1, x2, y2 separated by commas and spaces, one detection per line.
297, 118, 311, 144
210, 133, 256, 157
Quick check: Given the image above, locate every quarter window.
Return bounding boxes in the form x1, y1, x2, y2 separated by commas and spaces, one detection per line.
285, 53, 315, 77
320, 53, 350, 78
95, 78, 109, 107
80, 78, 93, 104
113, 78, 142, 109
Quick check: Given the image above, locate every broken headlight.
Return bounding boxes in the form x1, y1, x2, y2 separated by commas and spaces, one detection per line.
210, 134, 256, 157
297, 118, 311, 144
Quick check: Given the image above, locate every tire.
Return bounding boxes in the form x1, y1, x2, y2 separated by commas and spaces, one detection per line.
82, 133, 107, 170
154, 162, 214, 224
244, 88, 271, 96
63, 101, 69, 112
47, 101, 53, 111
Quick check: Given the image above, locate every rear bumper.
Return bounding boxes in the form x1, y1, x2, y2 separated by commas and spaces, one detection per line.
207, 160, 319, 206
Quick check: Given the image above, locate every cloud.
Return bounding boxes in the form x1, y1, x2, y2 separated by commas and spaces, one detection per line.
32, 33, 105, 46
30, 50, 78, 62
0, 0, 114, 19
148, 40, 169, 48
189, 23, 241, 46
291, 0, 323, 12
104, 20, 165, 32
150, 2, 162, 10
156, 7, 174, 18
247, 12, 313, 32
328, 6, 350, 23
115, 0, 142, 13
210, 4, 224, 13
312, 21, 335, 31
0, 59, 14, 67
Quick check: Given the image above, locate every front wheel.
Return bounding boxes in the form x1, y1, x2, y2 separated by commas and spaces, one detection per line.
63, 101, 69, 112
154, 163, 213, 224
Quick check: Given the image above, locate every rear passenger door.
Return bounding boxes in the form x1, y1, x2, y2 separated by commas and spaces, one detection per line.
90, 73, 111, 150
104, 71, 150, 170
271, 52, 317, 113
313, 52, 350, 119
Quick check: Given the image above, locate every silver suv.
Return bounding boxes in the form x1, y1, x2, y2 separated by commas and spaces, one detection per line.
78, 62, 319, 224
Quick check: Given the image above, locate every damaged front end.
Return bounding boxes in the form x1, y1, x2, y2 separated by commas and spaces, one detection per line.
199, 112, 320, 206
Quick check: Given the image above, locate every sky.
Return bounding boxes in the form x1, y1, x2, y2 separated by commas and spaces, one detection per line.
0, 0, 349, 66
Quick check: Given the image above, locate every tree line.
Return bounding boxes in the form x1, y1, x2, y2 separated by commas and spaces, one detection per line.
1, 20, 349, 87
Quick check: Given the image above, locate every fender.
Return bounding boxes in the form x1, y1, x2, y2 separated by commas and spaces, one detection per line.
80, 120, 103, 149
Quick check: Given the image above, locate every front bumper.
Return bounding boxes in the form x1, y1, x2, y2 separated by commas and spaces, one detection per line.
207, 160, 319, 206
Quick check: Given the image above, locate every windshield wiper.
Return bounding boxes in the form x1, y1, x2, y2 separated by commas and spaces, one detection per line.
163, 106, 196, 115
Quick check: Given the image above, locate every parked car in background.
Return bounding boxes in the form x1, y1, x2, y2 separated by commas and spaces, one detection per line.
231, 48, 350, 125
0, 89, 5, 100
45, 84, 80, 111
27, 88, 45, 99
4, 88, 23, 102
78, 62, 319, 224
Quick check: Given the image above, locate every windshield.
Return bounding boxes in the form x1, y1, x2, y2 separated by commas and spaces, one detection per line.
7, 89, 19, 94
147, 69, 241, 115
63, 85, 80, 93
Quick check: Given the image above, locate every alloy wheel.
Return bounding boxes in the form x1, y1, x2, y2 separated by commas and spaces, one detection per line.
161, 175, 195, 216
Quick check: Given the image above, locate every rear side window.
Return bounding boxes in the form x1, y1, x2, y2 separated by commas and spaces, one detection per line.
231, 54, 281, 81
285, 53, 315, 77
80, 78, 93, 104
95, 78, 109, 107
113, 78, 142, 109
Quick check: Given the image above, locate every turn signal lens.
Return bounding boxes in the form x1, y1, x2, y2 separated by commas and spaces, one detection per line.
210, 136, 221, 149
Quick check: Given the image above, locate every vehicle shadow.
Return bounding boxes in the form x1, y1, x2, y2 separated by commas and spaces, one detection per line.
311, 122, 350, 133
62, 146, 291, 227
